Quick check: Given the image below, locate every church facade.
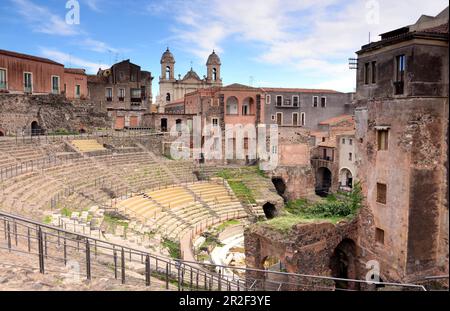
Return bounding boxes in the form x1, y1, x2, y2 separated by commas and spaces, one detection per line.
157, 48, 223, 112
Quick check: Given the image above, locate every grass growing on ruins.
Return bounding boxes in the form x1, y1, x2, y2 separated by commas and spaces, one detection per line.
216, 219, 240, 232
103, 213, 129, 229
162, 238, 181, 259
264, 183, 363, 232
216, 167, 258, 203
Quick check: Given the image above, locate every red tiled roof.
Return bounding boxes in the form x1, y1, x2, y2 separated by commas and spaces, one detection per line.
262, 87, 341, 94
64, 68, 86, 75
319, 114, 353, 125
0, 49, 64, 66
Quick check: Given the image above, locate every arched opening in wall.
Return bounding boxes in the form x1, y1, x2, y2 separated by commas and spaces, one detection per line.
263, 202, 277, 219
339, 168, 353, 190
175, 119, 182, 132
272, 178, 287, 202
329, 238, 359, 290
315, 167, 332, 197
226, 96, 238, 115
0, 129, 5, 137
212, 68, 217, 81
242, 97, 254, 115
79, 128, 86, 134
166, 93, 171, 102
161, 118, 168, 132
165, 66, 171, 80
31, 121, 42, 136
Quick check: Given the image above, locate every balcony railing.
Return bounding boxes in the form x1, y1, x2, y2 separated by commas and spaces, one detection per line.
106, 97, 112, 102
131, 97, 142, 103
24, 86, 32, 94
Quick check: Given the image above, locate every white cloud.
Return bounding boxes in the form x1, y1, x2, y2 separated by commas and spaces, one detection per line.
11, 0, 80, 36
84, 0, 102, 12
39, 48, 109, 73
153, 0, 448, 92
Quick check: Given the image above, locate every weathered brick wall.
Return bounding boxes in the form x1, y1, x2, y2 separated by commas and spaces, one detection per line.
0, 94, 110, 135
245, 219, 359, 290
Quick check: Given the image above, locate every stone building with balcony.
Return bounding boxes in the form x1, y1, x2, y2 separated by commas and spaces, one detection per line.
87, 59, 153, 129
354, 7, 448, 283
262, 88, 353, 130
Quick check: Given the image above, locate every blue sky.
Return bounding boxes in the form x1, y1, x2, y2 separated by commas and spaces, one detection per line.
0, 0, 448, 98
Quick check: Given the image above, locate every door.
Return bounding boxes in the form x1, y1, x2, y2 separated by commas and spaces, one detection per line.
115, 116, 125, 130
292, 113, 298, 126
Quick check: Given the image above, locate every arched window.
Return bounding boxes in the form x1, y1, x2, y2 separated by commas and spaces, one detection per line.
226, 96, 238, 115
242, 103, 249, 115
212, 68, 217, 81
165, 66, 171, 79
242, 97, 253, 115
166, 93, 171, 102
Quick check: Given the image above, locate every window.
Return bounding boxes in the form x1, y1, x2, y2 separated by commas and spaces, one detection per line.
394, 55, 406, 95
131, 88, 141, 101
271, 115, 275, 121
320, 97, 326, 108
212, 68, 217, 81
165, 66, 171, 79
24, 72, 33, 93
105, 88, 113, 101
166, 93, 171, 102
212, 117, 219, 126
376, 183, 387, 204
342, 138, 346, 144
51, 76, 60, 94
375, 228, 385, 244
322, 137, 326, 142
118, 88, 125, 101
301, 112, 305, 126
266, 94, 271, 105
292, 96, 299, 107
312, 96, 318, 107
276, 112, 283, 126
276, 95, 282, 107
75, 85, 81, 98
242, 104, 249, 115
364, 62, 370, 84
377, 129, 389, 151
371, 61, 377, 84
349, 139, 353, 145
349, 152, 352, 161
292, 113, 298, 126
0, 68, 7, 90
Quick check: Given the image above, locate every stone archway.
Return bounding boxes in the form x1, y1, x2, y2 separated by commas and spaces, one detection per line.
339, 168, 353, 190
226, 96, 238, 115
329, 238, 358, 290
0, 129, 5, 137
263, 202, 277, 219
315, 167, 332, 196
31, 121, 42, 136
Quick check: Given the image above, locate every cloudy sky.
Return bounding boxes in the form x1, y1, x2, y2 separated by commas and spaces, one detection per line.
0, 0, 447, 97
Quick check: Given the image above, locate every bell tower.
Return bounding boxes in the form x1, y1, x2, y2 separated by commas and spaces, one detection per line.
206, 50, 221, 83
160, 48, 175, 81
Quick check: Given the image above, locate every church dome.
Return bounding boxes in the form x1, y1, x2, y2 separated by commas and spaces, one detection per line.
206, 50, 221, 65
182, 68, 201, 80
161, 48, 175, 64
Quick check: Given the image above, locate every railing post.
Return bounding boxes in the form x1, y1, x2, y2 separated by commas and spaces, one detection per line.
6, 222, 11, 251
63, 237, 67, 265
165, 262, 169, 290
27, 227, 31, 252
145, 255, 151, 286
121, 248, 126, 284
37, 227, 45, 274
86, 239, 91, 280
113, 249, 118, 279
